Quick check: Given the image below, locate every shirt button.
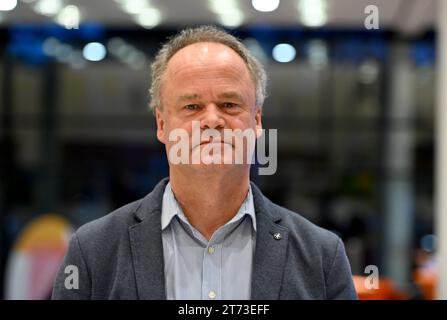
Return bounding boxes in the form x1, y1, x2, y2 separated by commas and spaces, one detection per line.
208, 291, 216, 299
208, 246, 215, 254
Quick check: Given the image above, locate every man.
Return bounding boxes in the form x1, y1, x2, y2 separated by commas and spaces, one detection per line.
52, 26, 357, 300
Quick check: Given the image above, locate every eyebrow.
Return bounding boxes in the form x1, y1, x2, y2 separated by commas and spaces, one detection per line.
176, 92, 246, 104
217, 91, 245, 103
177, 93, 202, 104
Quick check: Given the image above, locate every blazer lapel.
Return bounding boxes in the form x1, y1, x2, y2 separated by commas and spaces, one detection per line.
129, 178, 169, 300
250, 183, 289, 300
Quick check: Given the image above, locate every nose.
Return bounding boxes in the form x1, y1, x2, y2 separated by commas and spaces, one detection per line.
200, 103, 225, 130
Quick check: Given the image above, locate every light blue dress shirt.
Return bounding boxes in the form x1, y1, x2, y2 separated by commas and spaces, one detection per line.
161, 182, 257, 300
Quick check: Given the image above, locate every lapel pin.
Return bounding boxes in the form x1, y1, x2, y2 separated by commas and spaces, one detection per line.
273, 232, 282, 240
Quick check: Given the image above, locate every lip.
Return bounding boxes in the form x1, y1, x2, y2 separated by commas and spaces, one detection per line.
200, 140, 232, 144
196, 141, 233, 147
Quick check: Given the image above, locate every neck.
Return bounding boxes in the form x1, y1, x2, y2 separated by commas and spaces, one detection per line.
169, 167, 250, 240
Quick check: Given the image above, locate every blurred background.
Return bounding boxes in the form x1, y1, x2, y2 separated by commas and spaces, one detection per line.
0, 0, 444, 299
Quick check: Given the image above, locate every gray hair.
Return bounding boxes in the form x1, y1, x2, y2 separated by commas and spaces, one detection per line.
149, 25, 267, 113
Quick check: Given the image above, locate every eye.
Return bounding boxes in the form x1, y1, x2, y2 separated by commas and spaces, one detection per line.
185, 104, 199, 110
222, 102, 238, 109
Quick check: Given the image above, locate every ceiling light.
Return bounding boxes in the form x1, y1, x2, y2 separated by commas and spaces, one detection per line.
82, 42, 107, 62
209, 0, 238, 15
298, 0, 328, 27
219, 13, 244, 28
1, 0, 18, 12
272, 43, 296, 63
121, 0, 148, 15
135, 7, 161, 29
0, 0, 17, 11
34, 0, 62, 16
56, 5, 80, 29
252, 0, 280, 13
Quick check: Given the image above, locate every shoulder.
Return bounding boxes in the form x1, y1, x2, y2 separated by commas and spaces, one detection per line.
74, 178, 168, 245
70, 197, 151, 283
271, 199, 339, 248
259, 196, 357, 299
256, 190, 341, 253
257, 191, 347, 282
68, 199, 147, 267
52, 199, 148, 299
75, 199, 143, 244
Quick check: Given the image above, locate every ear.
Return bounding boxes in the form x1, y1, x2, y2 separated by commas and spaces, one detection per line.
255, 107, 263, 138
155, 108, 166, 144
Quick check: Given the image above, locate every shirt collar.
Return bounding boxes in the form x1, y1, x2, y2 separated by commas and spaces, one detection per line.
161, 182, 257, 232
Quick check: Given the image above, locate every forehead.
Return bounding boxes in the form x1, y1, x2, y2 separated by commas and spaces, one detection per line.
164, 42, 253, 85
168, 42, 246, 68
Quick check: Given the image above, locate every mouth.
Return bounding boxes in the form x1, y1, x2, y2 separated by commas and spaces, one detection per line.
201, 140, 219, 145
200, 140, 232, 145
194, 141, 233, 149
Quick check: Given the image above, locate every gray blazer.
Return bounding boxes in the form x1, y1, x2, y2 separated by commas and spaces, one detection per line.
52, 178, 358, 300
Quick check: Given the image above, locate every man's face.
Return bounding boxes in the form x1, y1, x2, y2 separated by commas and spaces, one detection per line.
155, 42, 262, 171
